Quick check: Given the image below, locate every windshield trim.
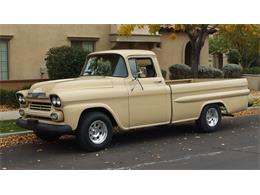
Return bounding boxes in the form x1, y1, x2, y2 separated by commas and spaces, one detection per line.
80, 53, 129, 78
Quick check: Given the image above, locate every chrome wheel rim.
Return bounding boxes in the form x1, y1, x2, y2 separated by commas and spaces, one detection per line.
88, 120, 108, 144
206, 108, 219, 127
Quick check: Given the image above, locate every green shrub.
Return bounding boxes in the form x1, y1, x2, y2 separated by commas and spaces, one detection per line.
227, 49, 241, 64
243, 66, 260, 74
198, 66, 224, 78
169, 64, 191, 80
222, 64, 242, 78
21, 84, 32, 90
45, 46, 89, 80
161, 69, 167, 79
0, 89, 19, 108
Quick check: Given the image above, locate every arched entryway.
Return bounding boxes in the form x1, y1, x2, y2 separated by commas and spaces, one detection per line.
185, 41, 192, 66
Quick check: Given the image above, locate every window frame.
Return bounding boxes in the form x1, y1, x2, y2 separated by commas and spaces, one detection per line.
71, 40, 96, 52
0, 38, 10, 80
80, 53, 129, 78
68, 37, 99, 53
128, 57, 157, 79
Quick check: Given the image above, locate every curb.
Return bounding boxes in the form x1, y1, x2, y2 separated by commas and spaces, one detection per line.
0, 130, 33, 138
247, 106, 260, 110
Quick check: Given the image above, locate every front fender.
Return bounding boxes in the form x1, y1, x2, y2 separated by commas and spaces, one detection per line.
62, 103, 128, 130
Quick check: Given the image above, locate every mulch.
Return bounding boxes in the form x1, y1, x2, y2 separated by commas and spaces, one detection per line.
233, 108, 260, 117
0, 105, 17, 112
0, 134, 41, 148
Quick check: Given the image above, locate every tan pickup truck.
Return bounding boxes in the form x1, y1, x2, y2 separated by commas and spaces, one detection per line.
16, 50, 250, 151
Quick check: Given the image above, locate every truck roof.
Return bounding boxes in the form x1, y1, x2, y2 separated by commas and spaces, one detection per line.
89, 49, 156, 57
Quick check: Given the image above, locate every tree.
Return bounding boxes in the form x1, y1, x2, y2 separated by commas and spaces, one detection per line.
209, 35, 229, 68
118, 24, 217, 78
218, 24, 260, 67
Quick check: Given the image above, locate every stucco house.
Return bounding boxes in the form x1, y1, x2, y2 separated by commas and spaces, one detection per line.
0, 24, 209, 90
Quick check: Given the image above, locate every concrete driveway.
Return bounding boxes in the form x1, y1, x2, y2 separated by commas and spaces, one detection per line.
0, 115, 259, 170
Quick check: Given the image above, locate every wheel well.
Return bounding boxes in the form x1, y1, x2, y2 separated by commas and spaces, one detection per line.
203, 102, 228, 114
78, 107, 117, 129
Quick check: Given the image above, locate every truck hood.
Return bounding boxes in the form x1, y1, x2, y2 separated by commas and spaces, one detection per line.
29, 77, 113, 95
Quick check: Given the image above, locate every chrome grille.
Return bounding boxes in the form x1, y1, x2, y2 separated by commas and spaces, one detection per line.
30, 102, 52, 111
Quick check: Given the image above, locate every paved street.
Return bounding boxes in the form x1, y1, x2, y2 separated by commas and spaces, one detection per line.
0, 115, 259, 170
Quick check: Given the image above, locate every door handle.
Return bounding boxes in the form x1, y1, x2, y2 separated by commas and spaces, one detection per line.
154, 80, 162, 84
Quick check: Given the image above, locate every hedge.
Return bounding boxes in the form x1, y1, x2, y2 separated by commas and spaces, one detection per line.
45, 46, 89, 80
243, 66, 260, 74
0, 85, 32, 108
168, 64, 191, 80
198, 65, 224, 78
222, 64, 242, 78
169, 64, 224, 79
0, 89, 19, 108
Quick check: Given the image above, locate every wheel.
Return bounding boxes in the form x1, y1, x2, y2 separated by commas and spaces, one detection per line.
77, 111, 113, 151
196, 104, 222, 133
35, 132, 61, 141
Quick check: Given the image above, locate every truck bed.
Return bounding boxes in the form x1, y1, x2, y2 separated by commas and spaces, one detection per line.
167, 78, 250, 123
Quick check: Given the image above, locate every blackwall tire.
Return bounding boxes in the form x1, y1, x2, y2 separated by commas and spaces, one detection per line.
77, 111, 113, 151
196, 104, 222, 133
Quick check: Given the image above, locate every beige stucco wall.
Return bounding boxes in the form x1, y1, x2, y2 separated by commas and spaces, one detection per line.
0, 25, 209, 81
152, 32, 209, 79
0, 24, 111, 80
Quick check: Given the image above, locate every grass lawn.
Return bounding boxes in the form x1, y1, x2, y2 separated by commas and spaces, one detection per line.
0, 120, 27, 134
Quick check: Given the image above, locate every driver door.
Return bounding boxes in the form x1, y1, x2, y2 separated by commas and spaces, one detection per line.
128, 56, 171, 128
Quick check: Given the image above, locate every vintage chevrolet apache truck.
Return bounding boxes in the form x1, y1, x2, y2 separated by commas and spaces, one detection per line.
16, 50, 250, 151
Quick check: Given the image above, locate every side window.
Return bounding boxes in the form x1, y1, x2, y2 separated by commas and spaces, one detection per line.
0, 40, 9, 80
128, 58, 156, 78
71, 40, 95, 52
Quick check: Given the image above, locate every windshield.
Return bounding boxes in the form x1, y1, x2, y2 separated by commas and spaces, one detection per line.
81, 54, 128, 77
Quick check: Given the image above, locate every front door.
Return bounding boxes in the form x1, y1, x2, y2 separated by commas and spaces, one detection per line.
128, 56, 171, 128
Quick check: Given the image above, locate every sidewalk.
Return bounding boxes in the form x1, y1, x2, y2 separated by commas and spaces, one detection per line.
0, 111, 19, 121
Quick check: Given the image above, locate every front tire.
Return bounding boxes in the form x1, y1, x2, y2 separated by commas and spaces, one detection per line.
77, 111, 113, 151
196, 104, 222, 133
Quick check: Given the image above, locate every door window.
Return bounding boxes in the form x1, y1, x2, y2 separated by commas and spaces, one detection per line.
128, 58, 156, 78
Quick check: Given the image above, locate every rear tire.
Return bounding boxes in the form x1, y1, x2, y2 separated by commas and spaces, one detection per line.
196, 104, 222, 133
77, 111, 113, 151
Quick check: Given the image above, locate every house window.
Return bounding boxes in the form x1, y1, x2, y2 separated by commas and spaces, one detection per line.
0, 40, 9, 80
71, 40, 95, 52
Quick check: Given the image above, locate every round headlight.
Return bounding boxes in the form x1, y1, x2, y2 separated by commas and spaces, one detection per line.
17, 94, 26, 104
50, 95, 61, 107
56, 98, 61, 106
51, 97, 57, 105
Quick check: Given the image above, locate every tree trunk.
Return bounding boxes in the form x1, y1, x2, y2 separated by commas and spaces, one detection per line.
191, 45, 200, 78
217, 53, 223, 68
